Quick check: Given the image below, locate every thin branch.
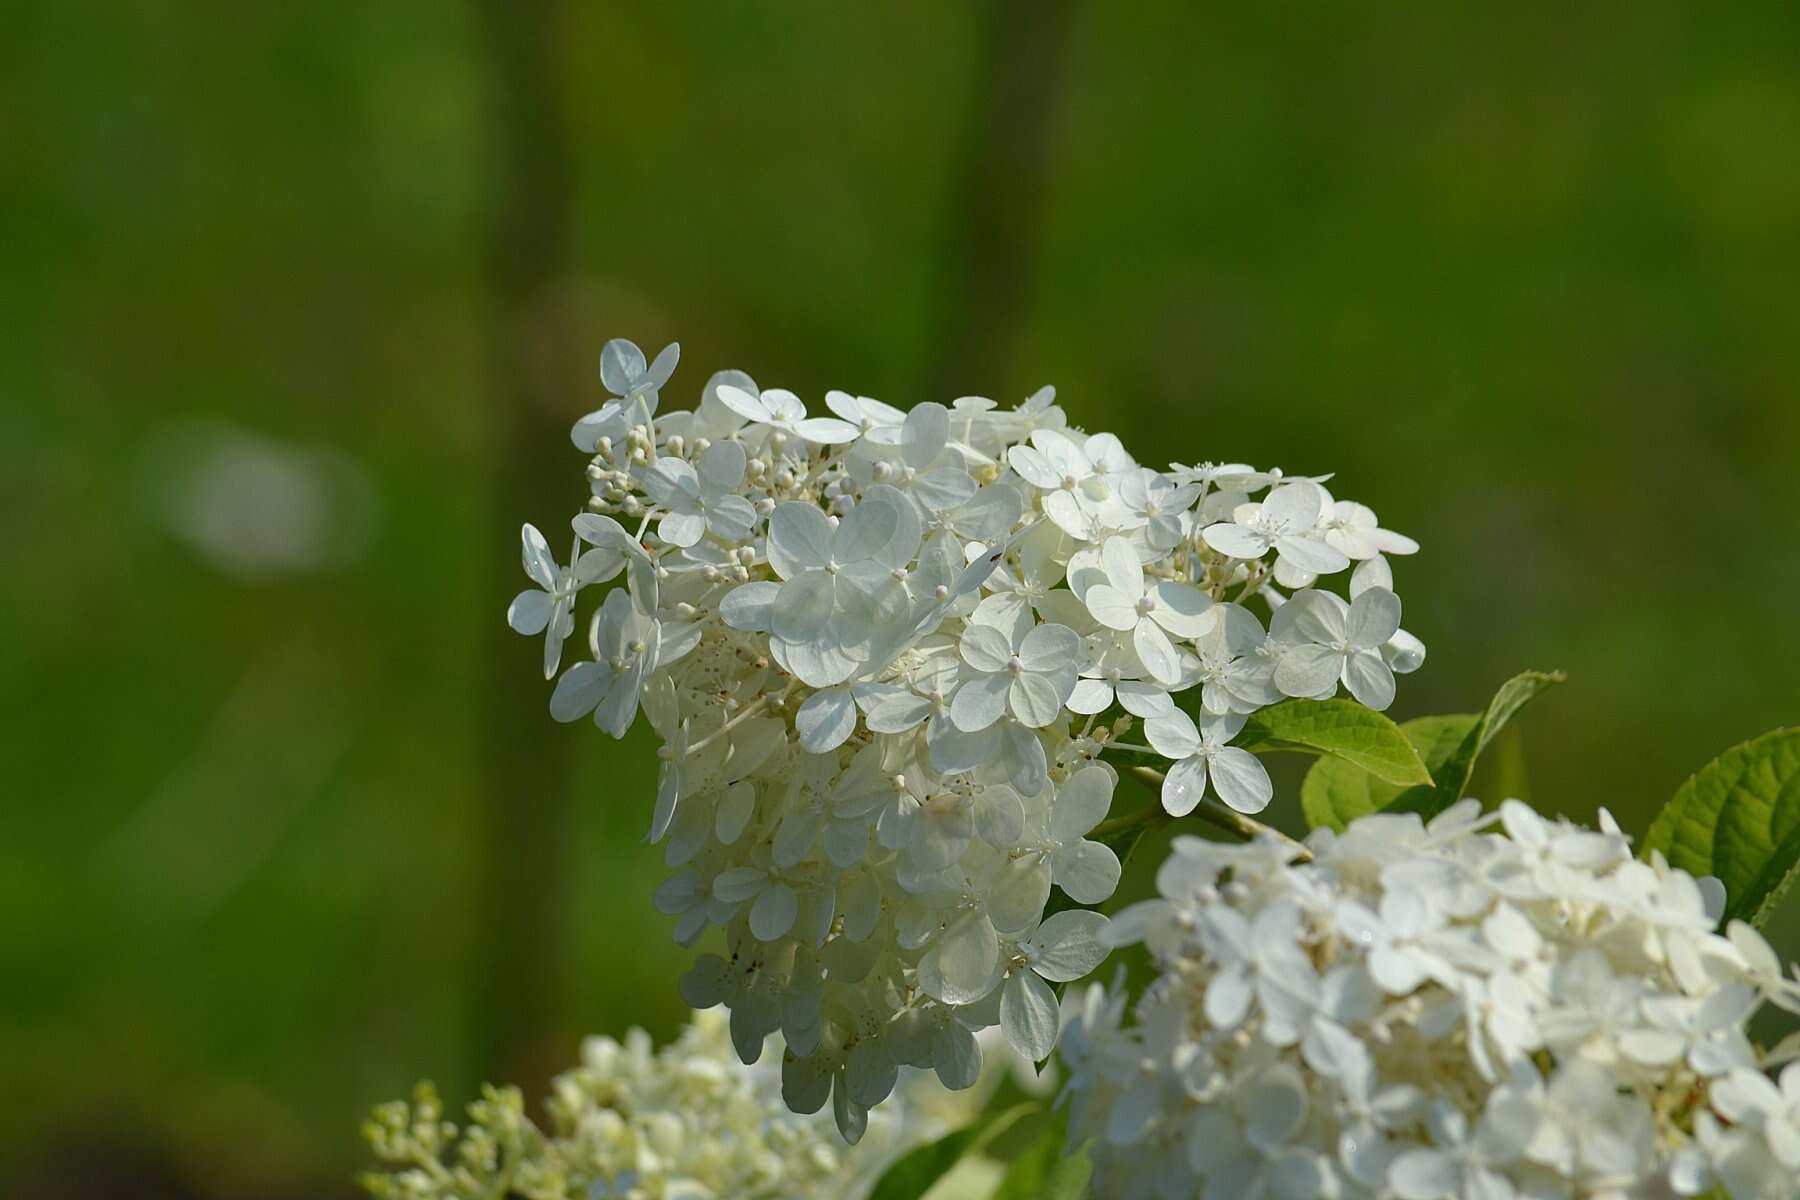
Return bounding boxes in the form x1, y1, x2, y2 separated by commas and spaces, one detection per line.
1118, 765, 1314, 862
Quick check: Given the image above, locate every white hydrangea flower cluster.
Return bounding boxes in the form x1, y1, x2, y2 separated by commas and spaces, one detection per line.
362, 1008, 987, 1200
507, 337, 1423, 1139
1059, 802, 1800, 1200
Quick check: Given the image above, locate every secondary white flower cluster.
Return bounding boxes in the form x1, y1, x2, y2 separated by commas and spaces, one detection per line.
361, 1008, 984, 1200
1060, 803, 1800, 1200
507, 338, 1422, 1137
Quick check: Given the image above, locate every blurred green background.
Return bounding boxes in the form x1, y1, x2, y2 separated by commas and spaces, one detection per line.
6, 2, 1797, 1195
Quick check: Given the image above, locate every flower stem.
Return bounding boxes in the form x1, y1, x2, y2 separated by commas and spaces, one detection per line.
1105, 765, 1312, 862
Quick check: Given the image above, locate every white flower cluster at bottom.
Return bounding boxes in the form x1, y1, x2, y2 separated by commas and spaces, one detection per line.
1059, 801, 1800, 1200
362, 1009, 994, 1200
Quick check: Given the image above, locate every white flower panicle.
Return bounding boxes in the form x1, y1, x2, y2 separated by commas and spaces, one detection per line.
1060, 802, 1800, 1200
508, 337, 1423, 1139
362, 1008, 986, 1200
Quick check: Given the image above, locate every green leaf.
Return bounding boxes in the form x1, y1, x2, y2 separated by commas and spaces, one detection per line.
990, 1125, 1093, 1200
1237, 698, 1432, 787
868, 1101, 1036, 1200
1434, 670, 1565, 804
1301, 714, 1467, 831
1640, 728, 1800, 927
1298, 671, 1564, 831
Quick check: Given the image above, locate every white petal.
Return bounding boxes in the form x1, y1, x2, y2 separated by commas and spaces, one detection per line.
795, 688, 857, 753
910, 800, 974, 871
711, 867, 766, 905
780, 634, 860, 687
697, 438, 747, 490
973, 786, 1026, 846
919, 912, 1002, 1005
549, 661, 610, 722
507, 588, 553, 635
520, 524, 559, 588
932, 1023, 982, 1091
853, 683, 932, 733
715, 781, 756, 844
1018, 622, 1082, 672
1205, 966, 1254, 1029
1145, 710, 1202, 759
1208, 746, 1273, 814
1053, 840, 1121, 904
1065, 677, 1114, 714
1042, 490, 1091, 538
1105, 1078, 1158, 1146
767, 502, 835, 577
770, 571, 836, 644
959, 622, 1014, 673
1350, 553, 1394, 596
1347, 587, 1402, 648
986, 858, 1052, 934
750, 882, 798, 940
1342, 651, 1397, 711
1100, 536, 1144, 599
1117, 682, 1175, 717
1001, 970, 1060, 1061
572, 511, 636, 551
719, 581, 778, 632
1030, 909, 1110, 981
793, 417, 861, 445
949, 672, 1011, 732
543, 608, 570, 678
1009, 670, 1068, 728
704, 494, 758, 544
1263, 481, 1323, 528
1276, 533, 1351, 576
598, 338, 647, 395
845, 1038, 898, 1107
910, 463, 977, 512
832, 495, 900, 565
926, 718, 998, 776
1274, 644, 1344, 698
1007, 444, 1061, 489
838, 870, 881, 940
1201, 522, 1271, 560
1084, 584, 1140, 632
645, 341, 680, 388
594, 661, 644, 737
714, 382, 773, 423
1052, 765, 1115, 839
1133, 621, 1181, 684
1243, 1063, 1308, 1146
901, 401, 949, 467
1162, 756, 1208, 817
656, 509, 705, 548
641, 456, 700, 511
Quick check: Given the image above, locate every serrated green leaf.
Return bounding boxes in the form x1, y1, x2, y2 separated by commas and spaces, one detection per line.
990, 1125, 1093, 1200
1640, 728, 1800, 927
1297, 671, 1564, 831
1237, 698, 1432, 787
868, 1101, 1036, 1200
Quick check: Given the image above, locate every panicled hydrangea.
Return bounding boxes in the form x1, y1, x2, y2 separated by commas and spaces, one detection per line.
1059, 801, 1800, 1200
361, 1008, 996, 1200
508, 337, 1422, 1138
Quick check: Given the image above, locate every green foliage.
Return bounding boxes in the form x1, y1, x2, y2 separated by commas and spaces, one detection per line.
867, 1102, 1037, 1200
989, 1124, 1093, 1200
1642, 728, 1800, 926
1299, 671, 1564, 831
1238, 698, 1432, 786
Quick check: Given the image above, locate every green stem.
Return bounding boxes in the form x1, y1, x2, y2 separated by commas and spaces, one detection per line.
1107, 765, 1313, 862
